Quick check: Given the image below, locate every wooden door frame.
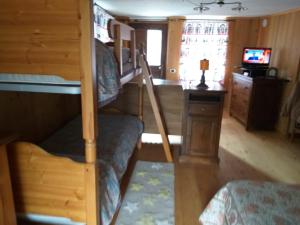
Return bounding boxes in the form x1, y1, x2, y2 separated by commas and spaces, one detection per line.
130, 22, 168, 78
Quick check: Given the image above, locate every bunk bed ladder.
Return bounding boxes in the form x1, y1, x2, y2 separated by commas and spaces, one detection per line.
139, 55, 173, 162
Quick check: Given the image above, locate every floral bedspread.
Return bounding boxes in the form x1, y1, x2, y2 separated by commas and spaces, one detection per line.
199, 180, 300, 225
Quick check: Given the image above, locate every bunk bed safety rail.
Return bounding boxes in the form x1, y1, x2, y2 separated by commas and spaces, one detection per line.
108, 19, 134, 41
0, 74, 81, 94
107, 19, 137, 75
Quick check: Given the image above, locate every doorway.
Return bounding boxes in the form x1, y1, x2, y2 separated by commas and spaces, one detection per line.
130, 22, 168, 79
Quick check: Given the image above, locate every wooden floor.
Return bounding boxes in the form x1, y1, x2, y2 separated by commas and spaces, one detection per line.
18, 115, 300, 225
139, 115, 300, 225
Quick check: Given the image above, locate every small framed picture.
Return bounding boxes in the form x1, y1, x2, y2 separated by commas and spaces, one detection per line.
266, 67, 278, 78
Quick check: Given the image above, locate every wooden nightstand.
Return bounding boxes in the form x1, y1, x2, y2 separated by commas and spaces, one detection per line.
180, 82, 226, 163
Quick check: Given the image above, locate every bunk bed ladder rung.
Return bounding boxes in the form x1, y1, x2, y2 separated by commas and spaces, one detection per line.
140, 55, 173, 162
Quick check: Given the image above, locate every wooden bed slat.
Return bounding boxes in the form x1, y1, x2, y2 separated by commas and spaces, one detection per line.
7, 142, 87, 223
131, 30, 137, 69
120, 68, 143, 86
114, 24, 123, 75
85, 163, 100, 225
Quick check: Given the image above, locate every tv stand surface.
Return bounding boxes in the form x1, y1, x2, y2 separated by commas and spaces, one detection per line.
230, 72, 285, 130
240, 66, 268, 77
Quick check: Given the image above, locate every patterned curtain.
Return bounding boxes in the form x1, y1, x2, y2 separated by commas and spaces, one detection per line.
93, 3, 114, 43
180, 20, 229, 82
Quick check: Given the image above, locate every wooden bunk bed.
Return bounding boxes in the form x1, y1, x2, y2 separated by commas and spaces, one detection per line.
0, 1, 143, 225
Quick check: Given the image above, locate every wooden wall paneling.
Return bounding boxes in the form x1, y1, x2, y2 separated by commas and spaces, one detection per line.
229, 18, 261, 71
0, 137, 17, 225
223, 20, 235, 110
256, 17, 271, 47
134, 29, 147, 52
0, 0, 82, 80
256, 10, 300, 134
143, 84, 183, 135
111, 83, 140, 116
111, 81, 183, 135
7, 142, 86, 223
166, 17, 185, 80
225, 18, 260, 110
0, 92, 81, 142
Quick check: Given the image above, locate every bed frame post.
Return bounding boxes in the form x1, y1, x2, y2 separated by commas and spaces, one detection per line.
114, 24, 123, 75
79, 0, 99, 225
137, 72, 144, 150
0, 136, 17, 225
131, 30, 137, 69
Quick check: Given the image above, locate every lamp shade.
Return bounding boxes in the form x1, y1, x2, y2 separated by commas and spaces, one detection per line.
200, 59, 209, 70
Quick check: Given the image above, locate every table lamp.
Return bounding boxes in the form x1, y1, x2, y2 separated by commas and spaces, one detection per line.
197, 59, 209, 88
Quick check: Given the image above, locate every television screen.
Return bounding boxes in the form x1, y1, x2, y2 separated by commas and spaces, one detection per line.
242, 48, 271, 65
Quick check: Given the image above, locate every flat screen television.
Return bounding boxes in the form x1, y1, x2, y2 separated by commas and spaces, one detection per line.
242, 47, 272, 67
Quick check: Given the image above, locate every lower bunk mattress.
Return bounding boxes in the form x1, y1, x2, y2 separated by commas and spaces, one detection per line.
199, 180, 300, 225
40, 114, 143, 225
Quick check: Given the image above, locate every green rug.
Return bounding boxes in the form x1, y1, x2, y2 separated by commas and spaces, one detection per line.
116, 161, 174, 225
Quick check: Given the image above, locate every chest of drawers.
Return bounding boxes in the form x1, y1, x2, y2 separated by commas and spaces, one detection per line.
230, 73, 284, 130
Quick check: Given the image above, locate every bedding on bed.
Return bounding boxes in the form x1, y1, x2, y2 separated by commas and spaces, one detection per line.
96, 40, 140, 106
199, 180, 300, 225
96, 40, 121, 106
40, 114, 143, 225
107, 45, 140, 71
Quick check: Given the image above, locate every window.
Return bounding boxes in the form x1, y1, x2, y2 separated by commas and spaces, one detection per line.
147, 29, 162, 66
180, 20, 229, 82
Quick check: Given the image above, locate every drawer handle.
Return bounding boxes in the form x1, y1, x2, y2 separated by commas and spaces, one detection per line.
201, 108, 206, 112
